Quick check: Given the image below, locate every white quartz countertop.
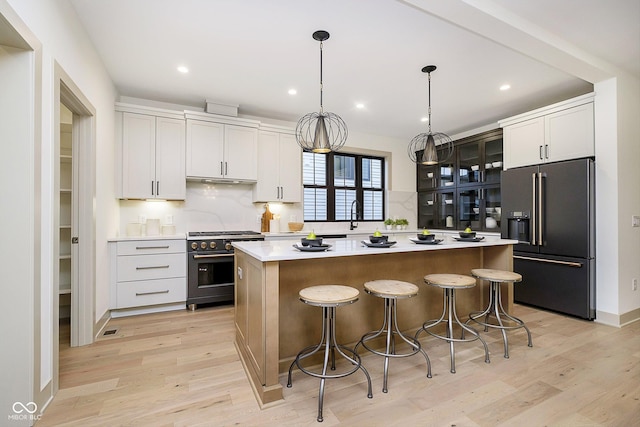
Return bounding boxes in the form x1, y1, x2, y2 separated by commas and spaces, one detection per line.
107, 233, 186, 242
233, 235, 517, 262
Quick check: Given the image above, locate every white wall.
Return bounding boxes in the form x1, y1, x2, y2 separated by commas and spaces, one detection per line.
5, 0, 118, 413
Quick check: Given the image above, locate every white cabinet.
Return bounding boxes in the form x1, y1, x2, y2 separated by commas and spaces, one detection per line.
110, 239, 186, 312
116, 105, 186, 200
185, 112, 259, 182
253, 128, 302, 202
500, 94, 595, 169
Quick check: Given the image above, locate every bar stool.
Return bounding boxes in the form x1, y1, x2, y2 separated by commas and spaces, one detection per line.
287, 285, 373, 423
355, 280, 432, 393
414, 274, 490, 373
466, 268, 533, 358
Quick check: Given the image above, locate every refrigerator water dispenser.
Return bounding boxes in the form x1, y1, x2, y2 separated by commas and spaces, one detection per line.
507, 212, 530, 243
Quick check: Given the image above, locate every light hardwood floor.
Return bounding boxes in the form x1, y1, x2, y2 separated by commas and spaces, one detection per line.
38, 304, 639, 426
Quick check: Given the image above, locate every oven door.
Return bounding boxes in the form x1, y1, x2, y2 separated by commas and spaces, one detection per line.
187, 252, 235, 305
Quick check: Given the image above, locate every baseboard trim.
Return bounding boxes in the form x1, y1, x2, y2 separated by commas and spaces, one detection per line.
595, 307, 640, 327
94, 310, 111, 340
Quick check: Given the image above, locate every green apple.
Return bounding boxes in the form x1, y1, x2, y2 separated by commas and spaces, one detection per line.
307, 230, 316, 239
422, 229, 431, 235
464, 227, 472, 233
373, 230, 382, 237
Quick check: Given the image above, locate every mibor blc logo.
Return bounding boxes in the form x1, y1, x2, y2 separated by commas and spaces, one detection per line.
9, 401, 41, 422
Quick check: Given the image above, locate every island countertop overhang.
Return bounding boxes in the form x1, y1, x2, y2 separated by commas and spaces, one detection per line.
232, 237, 518, 262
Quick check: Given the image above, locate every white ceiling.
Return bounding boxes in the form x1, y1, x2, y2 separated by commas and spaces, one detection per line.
68, 0, 639, 140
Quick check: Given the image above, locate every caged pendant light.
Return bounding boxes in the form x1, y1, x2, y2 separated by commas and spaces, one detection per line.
407, 65, 453, 165
296, 30, 347, 153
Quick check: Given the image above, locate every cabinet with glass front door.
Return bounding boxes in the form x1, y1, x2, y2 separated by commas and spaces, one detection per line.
417, 129, 503, 231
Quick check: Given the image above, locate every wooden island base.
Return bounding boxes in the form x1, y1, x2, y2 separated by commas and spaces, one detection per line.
234, 242, 513, 407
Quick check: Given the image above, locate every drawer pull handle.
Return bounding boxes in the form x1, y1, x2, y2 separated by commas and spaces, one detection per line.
135, 265, 170, 270
135, 290, 170, 296
135, 245, 170, 250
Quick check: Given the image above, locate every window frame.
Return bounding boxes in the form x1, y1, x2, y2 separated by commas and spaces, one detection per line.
303, 150, 386, 223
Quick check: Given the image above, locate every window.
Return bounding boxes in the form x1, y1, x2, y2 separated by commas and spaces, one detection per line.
303, 151, 385, 222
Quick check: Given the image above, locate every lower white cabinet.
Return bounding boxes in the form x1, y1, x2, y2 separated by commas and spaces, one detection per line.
110, 239, 186, 311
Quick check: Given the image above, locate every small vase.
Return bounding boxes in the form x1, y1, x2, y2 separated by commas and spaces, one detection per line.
385, 225, 393, 230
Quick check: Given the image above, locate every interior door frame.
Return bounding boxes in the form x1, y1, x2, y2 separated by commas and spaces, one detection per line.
53, 63, 96, 358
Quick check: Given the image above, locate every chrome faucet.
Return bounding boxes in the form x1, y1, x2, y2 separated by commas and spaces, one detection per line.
350, 199, 361, 230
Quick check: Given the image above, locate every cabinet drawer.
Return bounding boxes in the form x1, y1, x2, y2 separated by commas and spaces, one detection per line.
117, 253, 186, 282
116, 277, 186, 308
117, 239, 184, 255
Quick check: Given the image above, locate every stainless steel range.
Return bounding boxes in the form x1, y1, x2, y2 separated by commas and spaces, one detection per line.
187, 231, 264, 310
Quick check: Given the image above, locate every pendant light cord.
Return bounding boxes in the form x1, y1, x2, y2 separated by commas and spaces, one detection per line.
319, 40, 324, 114
427, 71, 432, 134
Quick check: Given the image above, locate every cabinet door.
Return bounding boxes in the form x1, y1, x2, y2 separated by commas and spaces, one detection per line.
278, 133, 301, 202
503, 117, 544, 169
483, 185, 501, 231
457, 187, 481, 230
254, 131, 280, 201
186, 119, 224, 178
224, 125, 258, 181
122, 112, 155, 198
483, 138, 503, 184
457, 141, 481, 186
155, 117, 185, 200
545, 103, 594, 162
418, 192, 437, 229
417, 164, 438, 190
438, 190, 456, 229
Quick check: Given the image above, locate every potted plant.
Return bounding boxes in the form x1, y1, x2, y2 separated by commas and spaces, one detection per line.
384, 218, 395, 230
396, 218, 409, 230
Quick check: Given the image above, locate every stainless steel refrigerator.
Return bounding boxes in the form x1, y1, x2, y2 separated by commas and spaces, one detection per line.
501, 158, 595, 319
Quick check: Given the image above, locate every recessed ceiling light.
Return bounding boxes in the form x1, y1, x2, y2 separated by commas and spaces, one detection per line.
356, 103, 365, 109
288, 88, 297, 95
500, 84, 511, 91
177, 66, 189, 74
420, 117, 429, 122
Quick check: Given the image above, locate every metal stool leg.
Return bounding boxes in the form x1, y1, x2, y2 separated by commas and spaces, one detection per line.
467, 280, 533, 358
288, 305, 373, 422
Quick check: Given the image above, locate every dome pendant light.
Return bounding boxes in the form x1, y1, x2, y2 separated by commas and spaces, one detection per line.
408, 65, 453, 165
296, 30, 347, 153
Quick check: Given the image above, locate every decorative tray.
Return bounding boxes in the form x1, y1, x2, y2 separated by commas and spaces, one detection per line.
409, 238, 443, 245
453, 236, 485, 242
292, 243, 332, 252
361, 240, 397, 248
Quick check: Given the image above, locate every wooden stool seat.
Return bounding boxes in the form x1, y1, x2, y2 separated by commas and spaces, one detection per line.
424, 273, 477, 289
299, 284, 360, 306
467, 269, 532, 358
416, 273, 490, 373
288, 285, 372, 422
363, 279, 419, 298
471, 268, 522, 283
356, 280, 431, 393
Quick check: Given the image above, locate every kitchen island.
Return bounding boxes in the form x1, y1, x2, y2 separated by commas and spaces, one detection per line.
233, 236, 517, 407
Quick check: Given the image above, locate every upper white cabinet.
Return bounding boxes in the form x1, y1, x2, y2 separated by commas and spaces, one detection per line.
185, 111, 259, 182
116, 104, 185, 200
253, 127, 302, 203
500, 93, 595, 169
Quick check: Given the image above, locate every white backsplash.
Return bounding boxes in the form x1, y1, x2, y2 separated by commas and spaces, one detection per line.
117, 182, 417, 236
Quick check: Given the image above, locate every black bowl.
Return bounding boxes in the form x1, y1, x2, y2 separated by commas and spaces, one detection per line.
301, 237, 323, 247
369, 235, 388, 244
417, 233, 435, 241
459, 231, 477, 238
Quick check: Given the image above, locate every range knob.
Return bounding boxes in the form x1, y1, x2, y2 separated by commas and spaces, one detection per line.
225, 242, 233, 251
200, 241, 207, 250
191, 242, 198, 250
209, 241, 217, 249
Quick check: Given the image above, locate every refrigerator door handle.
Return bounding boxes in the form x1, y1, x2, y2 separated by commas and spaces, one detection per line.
531, 173, 537, 245
514, 255, 583, 268
538, 172, 544, 245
